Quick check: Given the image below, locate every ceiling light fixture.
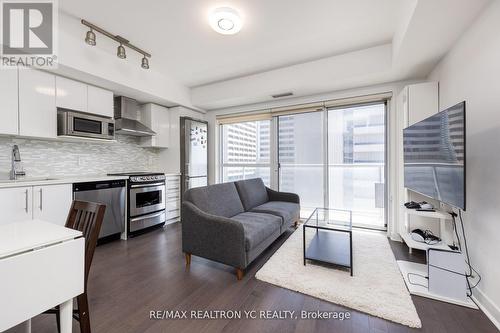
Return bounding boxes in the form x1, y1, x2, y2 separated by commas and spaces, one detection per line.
209, 7, 243, 35
117, 43, 126, 59
81, 19, 151, 69
85, 28, 96, 46
141, 56, 149, 69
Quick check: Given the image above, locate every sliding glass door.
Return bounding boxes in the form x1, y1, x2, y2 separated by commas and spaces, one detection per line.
276, 103, 386, 229
327, 103, 386, 229
278, 112, 325, 218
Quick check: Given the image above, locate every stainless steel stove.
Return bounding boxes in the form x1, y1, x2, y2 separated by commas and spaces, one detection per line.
108, 172, 166, 235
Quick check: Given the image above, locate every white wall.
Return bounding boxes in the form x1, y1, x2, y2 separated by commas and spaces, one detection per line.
428, 1, 500, 327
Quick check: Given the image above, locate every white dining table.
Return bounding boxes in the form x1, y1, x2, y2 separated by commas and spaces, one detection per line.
0, 220, 84, 333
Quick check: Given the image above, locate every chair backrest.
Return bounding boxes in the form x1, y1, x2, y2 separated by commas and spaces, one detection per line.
65, 200, 106, 288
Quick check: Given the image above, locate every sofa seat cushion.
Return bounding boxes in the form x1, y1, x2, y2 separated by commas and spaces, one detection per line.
251, 201, 300, 227
235, 178, 269, 210
230, 212, 281, 251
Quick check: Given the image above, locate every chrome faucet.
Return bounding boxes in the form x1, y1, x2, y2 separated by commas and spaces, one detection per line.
10, 145, 26, 180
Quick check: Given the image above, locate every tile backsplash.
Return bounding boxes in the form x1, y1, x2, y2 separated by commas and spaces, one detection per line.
0, 135, 160, 179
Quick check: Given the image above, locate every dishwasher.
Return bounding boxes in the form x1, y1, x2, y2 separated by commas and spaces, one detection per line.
73, 179, 126, 242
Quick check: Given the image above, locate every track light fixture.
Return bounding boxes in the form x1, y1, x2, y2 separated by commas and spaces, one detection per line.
81, 19, 151, 69
141, 56, 149, 69
117, 44, 126, 59
85, 28, 96, 46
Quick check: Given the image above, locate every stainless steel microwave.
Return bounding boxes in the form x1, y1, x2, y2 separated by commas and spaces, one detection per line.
57, 109, 115, 140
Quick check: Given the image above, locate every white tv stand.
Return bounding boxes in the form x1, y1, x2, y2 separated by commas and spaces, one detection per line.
399, 206, 451, 254
397, 260, 477, 309
397, 207, 478, 309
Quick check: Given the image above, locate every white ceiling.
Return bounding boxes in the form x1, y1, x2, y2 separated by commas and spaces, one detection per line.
60, 0, 405, 87
60, 0, 492, 110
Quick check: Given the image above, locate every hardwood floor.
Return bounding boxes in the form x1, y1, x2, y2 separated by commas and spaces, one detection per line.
24, 223, 497, 333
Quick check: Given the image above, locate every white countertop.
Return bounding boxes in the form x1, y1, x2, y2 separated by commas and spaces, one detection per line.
0, 220, 82, 259
0, 175, 129, 188
0, 173, 181, 188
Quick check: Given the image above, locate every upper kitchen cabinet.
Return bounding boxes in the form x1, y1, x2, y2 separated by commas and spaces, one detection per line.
88, 85, 114, 118
0, 68, 19, 135
55, 76, 113, 118
55, 76, 87, 112
140, 103, 170, 148
18, 69, 57, 139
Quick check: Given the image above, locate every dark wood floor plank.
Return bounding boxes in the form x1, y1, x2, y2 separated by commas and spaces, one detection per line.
14, 222, 497, 333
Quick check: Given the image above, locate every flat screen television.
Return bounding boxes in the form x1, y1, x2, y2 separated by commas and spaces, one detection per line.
403, 101, 466, 210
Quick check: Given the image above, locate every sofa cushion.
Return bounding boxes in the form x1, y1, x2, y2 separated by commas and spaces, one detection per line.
183, 182, 244, 218
230, 212, 281, 251
235, 178, 269, 211
251, 201, 300, 228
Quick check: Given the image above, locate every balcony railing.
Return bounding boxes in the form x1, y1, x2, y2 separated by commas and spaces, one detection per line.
221, 163, 385, 229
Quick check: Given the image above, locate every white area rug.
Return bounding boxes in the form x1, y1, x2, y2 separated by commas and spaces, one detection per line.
255, 227, 422, 328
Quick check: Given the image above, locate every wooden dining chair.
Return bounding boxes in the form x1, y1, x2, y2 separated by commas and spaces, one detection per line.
45, 200, 106, 333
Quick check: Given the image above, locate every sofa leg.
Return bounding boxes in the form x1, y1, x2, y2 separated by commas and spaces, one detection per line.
294, 220, 299, 228
185, 253, 191, 266
236, 268, 244, 281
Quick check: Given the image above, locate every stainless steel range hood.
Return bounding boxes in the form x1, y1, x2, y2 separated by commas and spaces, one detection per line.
114, 96, 156, 136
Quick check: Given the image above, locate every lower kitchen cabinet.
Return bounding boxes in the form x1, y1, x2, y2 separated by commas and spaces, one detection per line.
0, 186, 33, 224
165, 175, 181, 223
33, 184, 73, 226
0, 184, 72, 226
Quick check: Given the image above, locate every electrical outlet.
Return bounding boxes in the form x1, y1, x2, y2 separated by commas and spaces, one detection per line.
77, 156, 83, 167
148, 156, 153, 167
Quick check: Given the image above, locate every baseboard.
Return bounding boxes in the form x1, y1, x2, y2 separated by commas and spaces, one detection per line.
472, 287, 500, 331
389, 232, 402, 242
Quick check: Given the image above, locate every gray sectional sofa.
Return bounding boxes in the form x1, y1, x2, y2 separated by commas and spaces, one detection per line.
182, 178, 300, 280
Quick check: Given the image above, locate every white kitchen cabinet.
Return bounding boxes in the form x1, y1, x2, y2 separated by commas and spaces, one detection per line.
140, 103, 170, 148
33, 184, 73, 226
18, 69, 57, 139
0, 186, 33, 225
165, 175, 180, 223
56, 76, 87, 112
88, 85, 114, 118
0, 68, 19, 135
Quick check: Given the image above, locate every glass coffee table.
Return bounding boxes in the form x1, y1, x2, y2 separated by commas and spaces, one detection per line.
303, 208, 353, 276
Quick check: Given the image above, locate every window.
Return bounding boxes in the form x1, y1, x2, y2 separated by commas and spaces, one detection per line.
220, 120, 271, 186
218, 99, 387, 230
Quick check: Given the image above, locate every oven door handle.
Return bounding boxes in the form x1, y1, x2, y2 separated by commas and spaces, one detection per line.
130, 211, 165, 222
130, 182, 165, 188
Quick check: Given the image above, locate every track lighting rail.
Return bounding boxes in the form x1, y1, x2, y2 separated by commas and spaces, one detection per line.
81, 19, 151, 69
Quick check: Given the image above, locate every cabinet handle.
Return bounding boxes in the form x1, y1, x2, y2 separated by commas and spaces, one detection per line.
39, 188, 43, 210
25, 189, 29, 213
